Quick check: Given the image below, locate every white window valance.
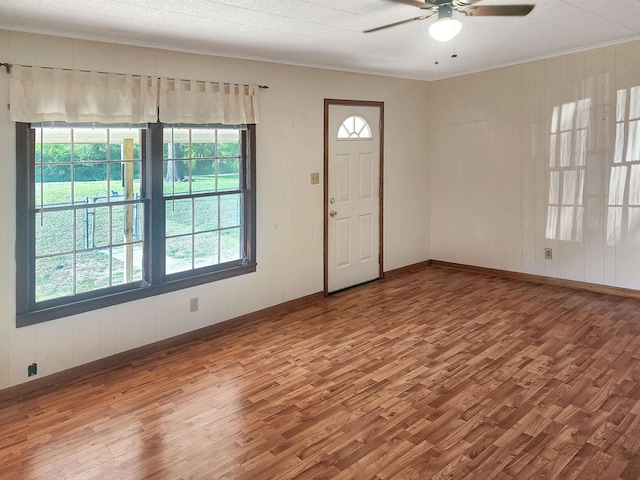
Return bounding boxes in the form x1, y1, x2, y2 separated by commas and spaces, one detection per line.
159, 78, 260, 125
10, 65, 158, 124
9, 65, 261, 125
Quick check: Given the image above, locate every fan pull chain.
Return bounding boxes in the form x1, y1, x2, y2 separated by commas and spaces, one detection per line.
434, 44, 440, 65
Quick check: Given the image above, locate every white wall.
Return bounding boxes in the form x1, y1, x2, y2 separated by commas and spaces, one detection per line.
0, 31, 431, 390
430, 40, 640, 290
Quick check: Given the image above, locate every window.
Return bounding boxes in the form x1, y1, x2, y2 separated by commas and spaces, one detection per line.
337, 115, 372, 139
29, 127, 145, 303
16, 122, 256, 326
163, 127, 245, 275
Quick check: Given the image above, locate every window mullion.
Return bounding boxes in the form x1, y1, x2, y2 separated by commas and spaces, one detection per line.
147, 122, 166, 284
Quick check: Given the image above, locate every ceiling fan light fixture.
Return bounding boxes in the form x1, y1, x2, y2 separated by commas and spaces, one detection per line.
429, 17, 462, 42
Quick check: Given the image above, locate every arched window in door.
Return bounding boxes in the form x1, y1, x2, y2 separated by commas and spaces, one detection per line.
337, 115, 372, 139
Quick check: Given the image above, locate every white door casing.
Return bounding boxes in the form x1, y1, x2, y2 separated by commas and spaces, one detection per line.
326, 103, 382, 293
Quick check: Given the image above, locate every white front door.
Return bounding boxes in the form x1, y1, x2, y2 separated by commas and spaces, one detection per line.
326, 103, 382, 292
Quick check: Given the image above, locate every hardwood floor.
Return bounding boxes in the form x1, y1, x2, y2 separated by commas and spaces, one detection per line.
2, 265, 640, 479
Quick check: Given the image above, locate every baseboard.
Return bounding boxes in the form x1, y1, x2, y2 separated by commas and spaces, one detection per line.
6, 258, 633, 404
383, 260, 432, 278
431, 260, 640, 300
0, 291, 324, 404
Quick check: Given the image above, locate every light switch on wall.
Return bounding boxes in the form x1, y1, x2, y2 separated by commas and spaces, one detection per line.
310, 172, 320, 185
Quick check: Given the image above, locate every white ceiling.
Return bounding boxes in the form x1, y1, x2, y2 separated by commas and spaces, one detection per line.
1, 0, 639, 81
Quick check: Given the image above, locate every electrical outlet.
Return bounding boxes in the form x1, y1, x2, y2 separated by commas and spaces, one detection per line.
28, 363, 37, 377
544, 248, 552, 260
310, 172, 320, 185
189, 297, 198, 313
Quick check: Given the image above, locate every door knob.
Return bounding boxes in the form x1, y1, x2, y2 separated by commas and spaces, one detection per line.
329, 210, 337, 217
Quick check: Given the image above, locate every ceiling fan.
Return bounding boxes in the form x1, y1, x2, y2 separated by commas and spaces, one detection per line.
364, 0, 535, 42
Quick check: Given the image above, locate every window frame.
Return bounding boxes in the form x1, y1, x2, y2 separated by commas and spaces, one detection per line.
15, 121, 256, 327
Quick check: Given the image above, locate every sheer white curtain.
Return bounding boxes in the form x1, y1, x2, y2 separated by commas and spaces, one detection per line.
10, 65, 158, 123
159, 78, 260, 124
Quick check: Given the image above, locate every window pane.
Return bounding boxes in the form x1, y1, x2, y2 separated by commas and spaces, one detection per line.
166, 199, 193, 236
218, 129, 240, 148
219, 130, 240, 192
172, 141, 191, 159
192, 129, 216, 149
133, 205, 145, 243
35, 254, 74, 302
73, 128, 108, 161
112, 161, 142, 200
192, 153, 214, 170
192, 143, 215, 159
194, 231, 219, 268
36, 210, 74, 256
163, 160, 191, 195
194, 197, 218, 232
220, 228, 241, 262
192, 130, 217, 195
180, 159, 196, 193
37, 166, 72, 206
112, 204, 144, 246
192, 164, 217, 194
73, 142, 108, 162
73, 164, 109, 203
338, 125, 350, 138
220, 194, 242, 228
166, 235, 193, 274
111, 244, 143, 285
76, 207, 110, 250
163, 128, 191, 159
74, 145, 108, 162
38, 143, 72, 164
219, 158, 240, 191
110, 129, 142, 160
76, 249, 111, 294
111, 205, 126, 246
219, 141, 239, 156
38, 128, 71, 163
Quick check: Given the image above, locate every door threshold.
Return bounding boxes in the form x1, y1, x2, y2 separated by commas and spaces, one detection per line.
328, 277, 380, 295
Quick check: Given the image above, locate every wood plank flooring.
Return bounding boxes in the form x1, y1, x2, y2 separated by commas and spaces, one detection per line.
2, 265, 640, 479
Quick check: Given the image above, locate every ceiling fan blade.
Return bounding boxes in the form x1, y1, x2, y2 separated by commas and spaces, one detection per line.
363, 13, 435, 33
464, 5, 534, 16
389, 0, 438, 9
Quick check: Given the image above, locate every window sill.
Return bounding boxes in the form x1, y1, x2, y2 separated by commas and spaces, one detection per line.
16, 262, 257, 327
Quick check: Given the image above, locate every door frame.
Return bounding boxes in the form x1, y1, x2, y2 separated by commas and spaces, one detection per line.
324, 99, 385, 294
